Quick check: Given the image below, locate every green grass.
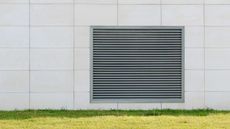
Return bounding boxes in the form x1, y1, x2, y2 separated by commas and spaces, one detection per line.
0, 109, 229, 129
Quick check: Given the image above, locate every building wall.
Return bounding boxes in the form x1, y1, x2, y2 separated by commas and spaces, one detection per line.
0, 0, 230, 110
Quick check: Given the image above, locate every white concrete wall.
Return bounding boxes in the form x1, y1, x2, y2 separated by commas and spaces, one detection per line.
0, 0, 230, 110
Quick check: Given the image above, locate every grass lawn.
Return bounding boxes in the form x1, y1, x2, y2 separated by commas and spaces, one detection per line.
0, 109, 229, 129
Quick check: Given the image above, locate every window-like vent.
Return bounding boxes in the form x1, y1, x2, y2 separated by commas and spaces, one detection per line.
91, 26, 184, 103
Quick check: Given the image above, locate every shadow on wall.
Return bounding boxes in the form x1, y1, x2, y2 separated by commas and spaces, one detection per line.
0, 109, 229, 120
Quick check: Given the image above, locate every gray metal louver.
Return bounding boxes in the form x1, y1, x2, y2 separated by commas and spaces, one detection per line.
90, 26, 184, 103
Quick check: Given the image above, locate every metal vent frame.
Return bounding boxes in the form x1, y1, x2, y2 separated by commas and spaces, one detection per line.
90, 26, 184, 103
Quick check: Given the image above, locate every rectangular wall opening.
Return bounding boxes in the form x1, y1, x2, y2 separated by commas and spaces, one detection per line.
90, 26, 184, 103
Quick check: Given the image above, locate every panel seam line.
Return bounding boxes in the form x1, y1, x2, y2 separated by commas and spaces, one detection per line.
29, 0, 31, 109
203, 0, 206, 108
73, 0, 76, 109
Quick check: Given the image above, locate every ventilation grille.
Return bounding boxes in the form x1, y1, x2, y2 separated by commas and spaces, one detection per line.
91, 26, 184, 102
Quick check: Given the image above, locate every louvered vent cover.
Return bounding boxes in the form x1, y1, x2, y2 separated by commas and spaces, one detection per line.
91, 26, 184, 102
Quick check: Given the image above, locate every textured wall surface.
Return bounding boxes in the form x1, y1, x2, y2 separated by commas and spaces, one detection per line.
0, 0, 230, 110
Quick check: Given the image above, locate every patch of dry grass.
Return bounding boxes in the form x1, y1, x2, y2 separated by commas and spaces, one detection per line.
0, 110, 229, 129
